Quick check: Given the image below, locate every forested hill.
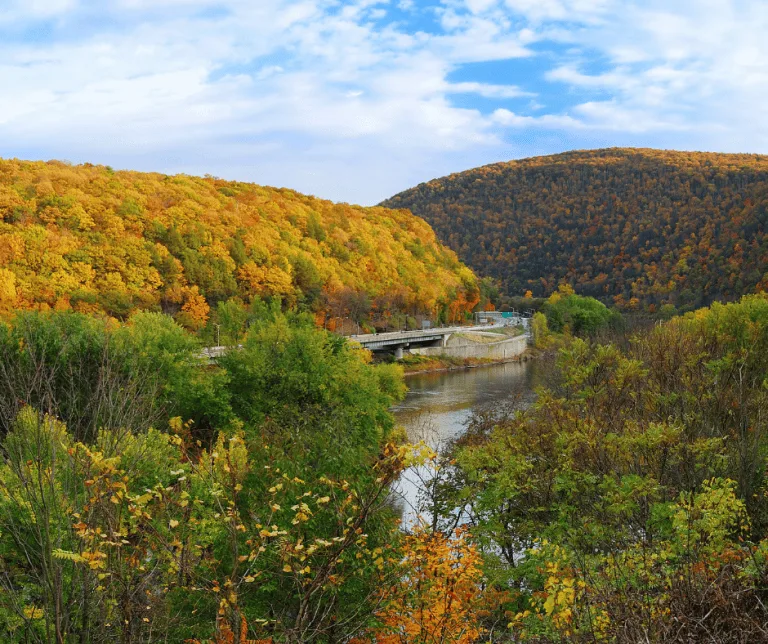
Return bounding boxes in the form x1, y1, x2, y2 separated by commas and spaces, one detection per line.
382, 148, 768, 312
0, 159, 479, 326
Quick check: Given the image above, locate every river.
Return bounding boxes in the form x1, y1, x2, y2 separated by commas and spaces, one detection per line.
391, 360, 544, 526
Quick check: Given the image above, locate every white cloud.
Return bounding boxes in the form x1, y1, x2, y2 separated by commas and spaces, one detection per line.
465, 0, 499, 14
482, 0, 768, 153
492, 108, 581, 129
449, 82, 531, 98
0, 0, 77, 22
0, 0, 767, 204
501, 0, 611, 23
0, 0, 533, 203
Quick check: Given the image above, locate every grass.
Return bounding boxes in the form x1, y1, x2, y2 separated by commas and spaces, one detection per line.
482, 326, 525, 336
398, 353, 503, 374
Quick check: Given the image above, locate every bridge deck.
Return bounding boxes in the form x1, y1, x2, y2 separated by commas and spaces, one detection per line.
201, 322, 526, 359
349, 324, 504, 349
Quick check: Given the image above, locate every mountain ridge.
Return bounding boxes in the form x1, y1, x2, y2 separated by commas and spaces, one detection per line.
382, 147, 768, 312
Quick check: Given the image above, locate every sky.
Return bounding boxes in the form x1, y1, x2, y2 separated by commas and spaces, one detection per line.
1, 0, 767, 205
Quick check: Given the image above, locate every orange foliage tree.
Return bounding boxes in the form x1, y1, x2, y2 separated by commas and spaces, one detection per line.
364, 527, 489, 644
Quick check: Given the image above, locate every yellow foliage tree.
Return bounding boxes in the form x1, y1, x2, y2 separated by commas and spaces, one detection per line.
179, 286, 210, 330
0, 267, 17, 313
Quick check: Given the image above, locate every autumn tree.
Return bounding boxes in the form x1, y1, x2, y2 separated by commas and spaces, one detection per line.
450, 294, 768, 642
362, 527, 491, 644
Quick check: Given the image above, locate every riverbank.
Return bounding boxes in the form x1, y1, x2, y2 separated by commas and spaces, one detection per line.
398, 351, 535, 376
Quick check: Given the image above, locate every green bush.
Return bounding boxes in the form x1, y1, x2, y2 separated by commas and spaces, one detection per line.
543, 287, 621, 336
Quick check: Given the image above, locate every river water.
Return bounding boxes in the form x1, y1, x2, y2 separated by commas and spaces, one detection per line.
391, 360, 544, 525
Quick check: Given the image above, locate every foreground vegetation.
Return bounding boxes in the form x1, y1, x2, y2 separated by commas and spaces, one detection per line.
4, 291, 768, 642
383, 148, 768, 312
0, 308, 479, 643
439, 293, 768, 642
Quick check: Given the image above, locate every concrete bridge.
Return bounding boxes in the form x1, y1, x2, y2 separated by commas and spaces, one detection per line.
347, 324, 504, 358
201, 322, 527, 362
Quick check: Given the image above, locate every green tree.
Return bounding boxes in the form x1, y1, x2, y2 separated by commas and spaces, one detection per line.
531, 311, 551, 348
451, 294, 768, 642
543, 289, 620, 336
0, 311, 162, 442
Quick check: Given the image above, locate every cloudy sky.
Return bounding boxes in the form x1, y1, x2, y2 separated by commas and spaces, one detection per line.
1, 0, 766, 204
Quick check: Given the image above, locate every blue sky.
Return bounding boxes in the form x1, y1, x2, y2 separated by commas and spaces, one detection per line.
1, 0, 766, 205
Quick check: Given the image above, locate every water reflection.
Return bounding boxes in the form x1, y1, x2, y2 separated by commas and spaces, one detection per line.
391, 361, 542, 527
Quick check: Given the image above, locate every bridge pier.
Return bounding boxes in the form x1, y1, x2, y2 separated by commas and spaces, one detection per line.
394, 346, 404, 359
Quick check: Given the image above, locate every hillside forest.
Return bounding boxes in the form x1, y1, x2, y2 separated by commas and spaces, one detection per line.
0, 159, 481, 334
5, 148, 768, 644
383, 148, 768, 314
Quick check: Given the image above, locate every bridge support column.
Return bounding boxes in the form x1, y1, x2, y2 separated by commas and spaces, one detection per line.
395, 346, 404, 359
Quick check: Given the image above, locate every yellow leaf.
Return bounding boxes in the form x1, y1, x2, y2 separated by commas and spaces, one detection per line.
23, 607, 44, 620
